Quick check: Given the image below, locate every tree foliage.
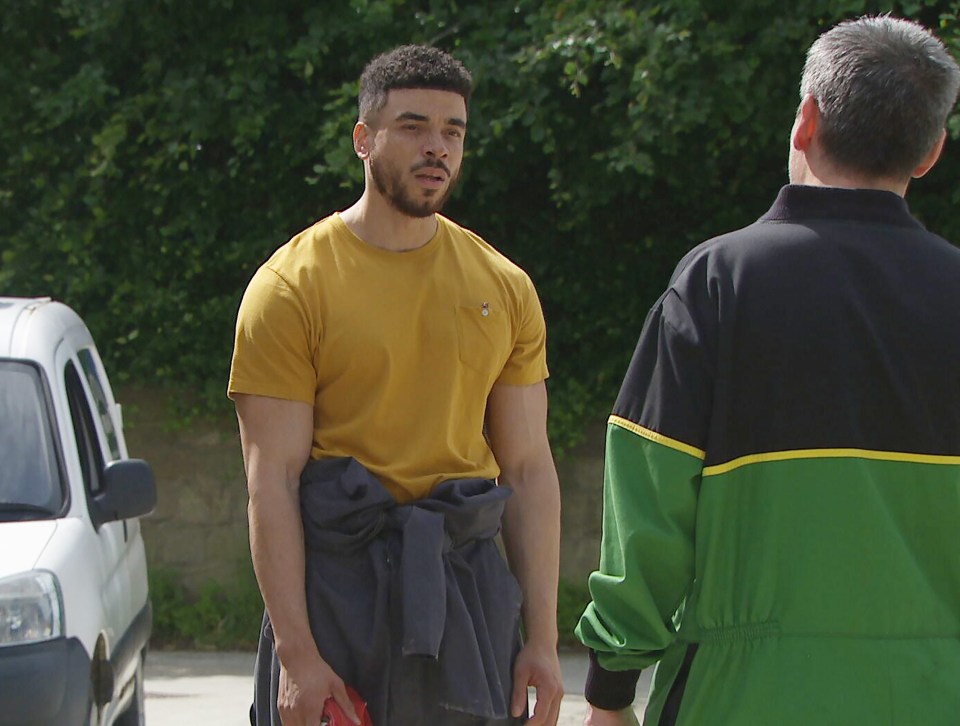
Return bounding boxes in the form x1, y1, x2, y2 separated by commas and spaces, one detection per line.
2, 0, 958, 446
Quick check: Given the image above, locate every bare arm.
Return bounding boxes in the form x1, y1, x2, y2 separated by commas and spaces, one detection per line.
487, 380, 564, 725
235, 393, 357, 725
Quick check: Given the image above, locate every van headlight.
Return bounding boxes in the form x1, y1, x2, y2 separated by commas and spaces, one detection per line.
0, 571, 63, 646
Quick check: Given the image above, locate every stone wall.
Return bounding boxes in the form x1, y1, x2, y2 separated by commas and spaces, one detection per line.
119, 387, 251, 590
555, 422, 606, 581
119, 386, 606, 591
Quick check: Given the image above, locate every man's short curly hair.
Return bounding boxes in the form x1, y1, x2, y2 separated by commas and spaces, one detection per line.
358, 45, 473, 122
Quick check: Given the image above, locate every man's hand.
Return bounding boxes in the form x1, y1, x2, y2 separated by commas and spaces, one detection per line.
583, 705, 641, 726
277, 657, 359, 726
510, 639, 564, 725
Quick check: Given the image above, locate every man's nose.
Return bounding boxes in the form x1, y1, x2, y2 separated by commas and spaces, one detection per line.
422, 130, 448, 158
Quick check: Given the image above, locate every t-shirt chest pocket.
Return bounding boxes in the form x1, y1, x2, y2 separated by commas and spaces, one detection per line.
455, 303, 512, 377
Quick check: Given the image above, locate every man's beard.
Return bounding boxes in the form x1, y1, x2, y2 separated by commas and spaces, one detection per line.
370, 156, 460, 218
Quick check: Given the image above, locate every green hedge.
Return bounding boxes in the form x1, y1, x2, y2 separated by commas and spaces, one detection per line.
2, 1, 959, 446
150, 566, 264, 650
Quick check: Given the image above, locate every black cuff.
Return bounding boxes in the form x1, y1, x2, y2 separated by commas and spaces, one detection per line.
584, 649, 642, 710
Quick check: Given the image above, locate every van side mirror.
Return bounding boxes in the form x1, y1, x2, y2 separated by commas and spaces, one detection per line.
90, 459, 157, 528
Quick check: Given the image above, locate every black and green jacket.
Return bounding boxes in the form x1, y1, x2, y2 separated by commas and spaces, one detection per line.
576, 185, 960, 725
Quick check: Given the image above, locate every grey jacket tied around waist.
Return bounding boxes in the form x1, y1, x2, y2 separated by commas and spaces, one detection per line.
252, 457, 525, 726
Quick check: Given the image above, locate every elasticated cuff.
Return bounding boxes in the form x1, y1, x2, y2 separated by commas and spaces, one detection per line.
584, 650, 642, 710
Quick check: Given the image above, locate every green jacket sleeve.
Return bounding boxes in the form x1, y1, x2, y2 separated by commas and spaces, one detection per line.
575, 286, 712, 708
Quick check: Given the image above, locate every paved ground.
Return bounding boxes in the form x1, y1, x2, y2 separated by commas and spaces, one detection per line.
144, 648, 651, 725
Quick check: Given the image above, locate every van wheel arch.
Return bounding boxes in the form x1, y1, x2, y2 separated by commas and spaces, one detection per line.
91, 636, 115, 707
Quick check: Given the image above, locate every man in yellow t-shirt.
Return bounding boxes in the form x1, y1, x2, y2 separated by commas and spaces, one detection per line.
229, 45, 563, 725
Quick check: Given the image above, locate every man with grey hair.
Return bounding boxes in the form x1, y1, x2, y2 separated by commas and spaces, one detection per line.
577, 15, 960, 726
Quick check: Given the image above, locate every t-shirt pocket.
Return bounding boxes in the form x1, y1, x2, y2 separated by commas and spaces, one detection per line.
455, 303, 510, 377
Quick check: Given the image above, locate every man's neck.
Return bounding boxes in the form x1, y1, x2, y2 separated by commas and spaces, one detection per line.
340, 193, 439, 252
791, 155, 908, 197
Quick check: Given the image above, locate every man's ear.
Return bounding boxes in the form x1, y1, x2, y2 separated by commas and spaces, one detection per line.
911, 130, 946, 179
791, 94, 820, 152
353, 122, 371, 159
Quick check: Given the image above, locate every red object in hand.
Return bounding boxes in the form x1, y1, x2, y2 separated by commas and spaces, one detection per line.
321, 686, 373, 726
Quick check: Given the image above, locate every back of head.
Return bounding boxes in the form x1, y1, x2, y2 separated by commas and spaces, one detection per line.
800, 15, 960, 180
358, 45, 473, 122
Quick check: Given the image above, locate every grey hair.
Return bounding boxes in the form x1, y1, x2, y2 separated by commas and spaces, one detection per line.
800, 15, 960, 179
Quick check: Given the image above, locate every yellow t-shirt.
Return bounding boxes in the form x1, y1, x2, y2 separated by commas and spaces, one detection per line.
228, 213, 548, 502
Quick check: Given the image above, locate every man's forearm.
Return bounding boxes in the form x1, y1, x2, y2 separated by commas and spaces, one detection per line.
248, 478, 320, 671
500, 454, 562, 644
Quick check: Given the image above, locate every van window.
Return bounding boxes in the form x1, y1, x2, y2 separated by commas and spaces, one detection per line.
78, 348, 121, 461
65, 361, 104, 495
0, 361, 63, 517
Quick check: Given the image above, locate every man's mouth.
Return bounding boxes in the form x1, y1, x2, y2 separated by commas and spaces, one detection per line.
413, 161, 450, 178
414, 168, 448, 188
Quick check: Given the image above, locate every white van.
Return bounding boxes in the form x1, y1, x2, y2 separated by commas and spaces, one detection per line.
0, 297, 155, 725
